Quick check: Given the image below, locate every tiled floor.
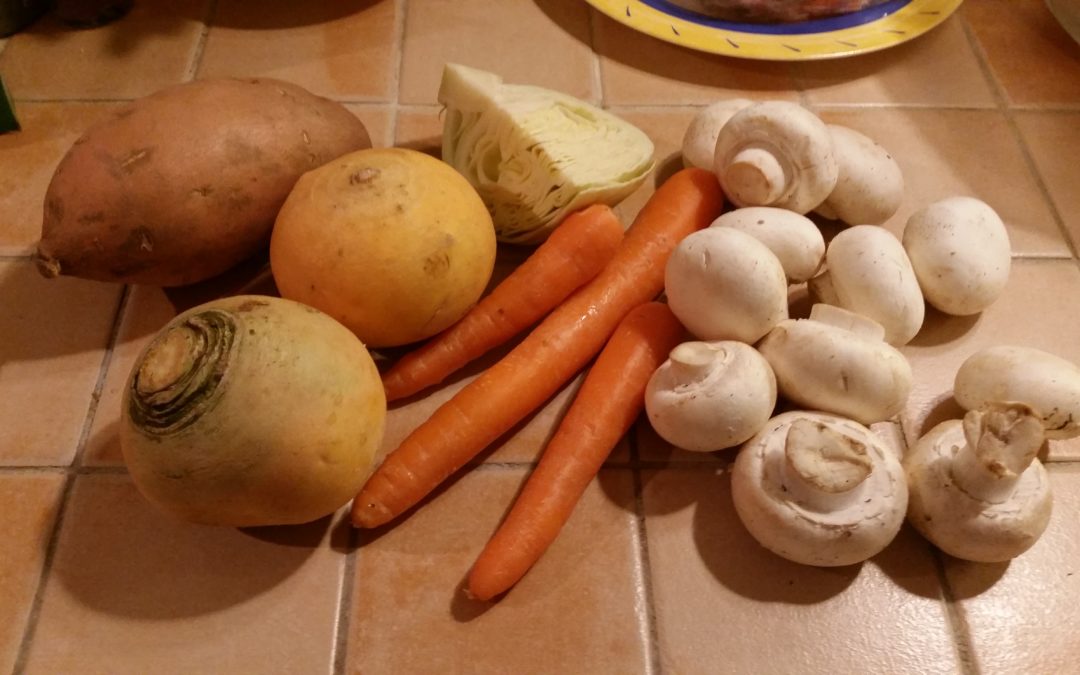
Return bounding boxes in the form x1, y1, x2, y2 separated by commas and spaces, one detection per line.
1, 1, 1079, 673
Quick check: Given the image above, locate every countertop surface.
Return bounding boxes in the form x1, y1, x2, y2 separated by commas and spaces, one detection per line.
1, 1, 1080, 673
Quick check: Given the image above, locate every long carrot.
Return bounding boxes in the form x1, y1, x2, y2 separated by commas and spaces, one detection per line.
351, 168, 722, 529
381, 204, 624, 402
467, 302, 685, 601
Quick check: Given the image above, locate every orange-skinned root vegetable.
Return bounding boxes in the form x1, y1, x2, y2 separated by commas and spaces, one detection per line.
904, 403, 1052, 562
732, 411, 909, 567
120, 295, 386, 527
381, 204, 624, 402
351, 168, 723, 529
953, 345, 1080, 440
467, 302, 685, 601
35, 78, 371, 286
271, 148, 497, 349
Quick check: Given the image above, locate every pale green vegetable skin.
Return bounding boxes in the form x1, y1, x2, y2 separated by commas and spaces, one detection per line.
438, 63, 655, 245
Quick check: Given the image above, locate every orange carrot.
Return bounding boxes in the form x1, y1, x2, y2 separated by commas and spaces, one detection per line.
381, 204, 625, 402
467, 301, 685, 601
351, 168, 722, 529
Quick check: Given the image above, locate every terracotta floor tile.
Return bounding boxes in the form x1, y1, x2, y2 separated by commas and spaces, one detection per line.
901, 259, 1080, 462
641, 468, 960, 674
394, 107, 442, 156
345, 103, 392, 148
0, 102, 122, 255
0, 260, 122, 466
82, 285, 177, 467
593, 11, 799, 105
1014, 111, 1080, 252
0, 0, 207, 100
347, 467, 647, 674
197, 0, 397, 101
0, 472, 65, 675
817, 108, 1070, 257
23, 473, 345, 674
964, 0, 1080, 107
944, 464, 1080, 674
795, 17, 994, 107
399, 0, 596, 105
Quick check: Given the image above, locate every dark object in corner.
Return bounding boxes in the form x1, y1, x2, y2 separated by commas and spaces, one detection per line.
0, 77, 19, 134
0, 0, 50, 37
53, 0, 132, 27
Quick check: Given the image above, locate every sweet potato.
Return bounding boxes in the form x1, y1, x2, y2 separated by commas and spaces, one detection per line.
35, 78, 371, 286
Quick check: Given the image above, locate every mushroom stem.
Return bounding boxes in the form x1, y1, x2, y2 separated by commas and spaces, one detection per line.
668, 341, 724, 384
724, 145, 788, 206
950, 403, 1045, 504
781, 418, 873, 512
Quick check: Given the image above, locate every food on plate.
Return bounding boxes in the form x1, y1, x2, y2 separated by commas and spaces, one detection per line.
731, 410, 908, 567
902, 196, 1011, 316
669, 0, 892, 23
350, 168, 723, 529
905, 403, 1052, 562
758, 304, 912, 424
808, 225, 924, 346
270, 147, 497, 349
438, 63, 655, 244
468, 302, 684, 601
814, 124, 904, 226
714, 101, 838, 214
35, 78, 371, 286
645, 340, 777, 452
382, 204, 624, 401
953, 345, 1080, 440
120, 295, 386, 527
681, 98, 754, 170
709, 206, 825, 283
664, 226, 789, 343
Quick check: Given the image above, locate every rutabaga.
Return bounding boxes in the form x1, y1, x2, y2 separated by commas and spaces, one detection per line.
438, 63, 655, 244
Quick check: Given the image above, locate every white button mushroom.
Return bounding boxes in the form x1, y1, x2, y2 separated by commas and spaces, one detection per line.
814, 124, 904, 226
808, 225, 925, 346
954, 345, 1080, 440
709, 207, 825, 283
664, 226, 789, 344
713, 101, 839, 214
645, 341, 777, 452
681, 98, 754, 171
757, 304, 913, 425
902, 197, 1011, 316
905, 403, 1052, 562
731, 411, 909, 567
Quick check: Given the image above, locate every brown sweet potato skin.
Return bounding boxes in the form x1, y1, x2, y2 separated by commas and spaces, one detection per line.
35, 78, 371, 286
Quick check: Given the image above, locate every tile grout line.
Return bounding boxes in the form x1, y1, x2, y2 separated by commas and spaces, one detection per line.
332, 525, 361, 675
628, 423, 662, 675
387, 0, 409, 149
930, 549, 982, 675
585, 7, 606, 108
10, 283, 130, 675
957, 12, 1080, 261
185, 0, 219, 82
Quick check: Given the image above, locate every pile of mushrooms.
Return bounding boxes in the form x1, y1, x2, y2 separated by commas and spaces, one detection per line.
651, 96, 1072, 568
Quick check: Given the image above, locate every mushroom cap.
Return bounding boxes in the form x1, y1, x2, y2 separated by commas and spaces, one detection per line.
757, 306, 913, 424
902, 196, 1011, 316
682, 98, 754, 170
714, 101, 838, 214
816, 124, 904, 226
664, 227, 789, 344
710, 207, 825, 283
731, 411, 908, 567
645, 340, 777, 452
954, 345, 1080, 440
809, 225, 925, 346
904, 418, 1052, 562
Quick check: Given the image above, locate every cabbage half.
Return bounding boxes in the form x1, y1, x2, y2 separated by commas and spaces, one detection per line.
438, 63, 655, 245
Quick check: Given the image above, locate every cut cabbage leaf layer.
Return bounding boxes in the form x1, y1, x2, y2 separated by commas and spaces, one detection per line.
438, 63, 655, 245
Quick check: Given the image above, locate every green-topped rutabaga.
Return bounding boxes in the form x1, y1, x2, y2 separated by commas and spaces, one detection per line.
438, 63, 655, 245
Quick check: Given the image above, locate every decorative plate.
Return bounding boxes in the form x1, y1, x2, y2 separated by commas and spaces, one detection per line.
585, 0, 964, 61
